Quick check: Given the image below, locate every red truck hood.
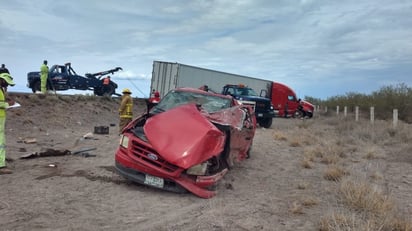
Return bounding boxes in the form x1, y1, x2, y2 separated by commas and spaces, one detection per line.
143, 104, 225, 169
301, 100, 314, 111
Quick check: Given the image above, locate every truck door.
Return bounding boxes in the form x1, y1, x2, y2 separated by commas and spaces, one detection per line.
50, 65, 68, 89
222, 86, 235, 96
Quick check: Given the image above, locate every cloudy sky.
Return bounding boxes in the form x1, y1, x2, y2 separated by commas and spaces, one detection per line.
1, 0, 411, 99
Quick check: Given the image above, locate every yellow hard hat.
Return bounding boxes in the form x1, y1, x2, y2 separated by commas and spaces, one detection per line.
122, 88, 132, 94
0, 73, 15, 86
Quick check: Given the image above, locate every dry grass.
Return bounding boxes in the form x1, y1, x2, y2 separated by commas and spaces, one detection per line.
301, 159, 314, 169
320, 154, 340, 165
369, 171, 384, 181
289, 139, 301, 147
296, 120, 313, 129
289, 201, 304, 214
319, 211, 412, 231
363, 145, 384, 160
384, 217, 412, 231
304, 146, 323, 160
297, 182, 309, 190
303, 117, 412, 231
301, 197, 319, 207
319, 212, 358, 231
339, 179, 393, 215
272, 131, 288, 141
324, 166, 347, 181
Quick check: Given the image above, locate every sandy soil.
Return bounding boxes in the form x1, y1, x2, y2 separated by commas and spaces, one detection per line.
1, 93, 411, 231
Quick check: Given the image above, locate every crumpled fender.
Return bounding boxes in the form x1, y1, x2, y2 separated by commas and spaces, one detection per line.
144, 104, 226, 169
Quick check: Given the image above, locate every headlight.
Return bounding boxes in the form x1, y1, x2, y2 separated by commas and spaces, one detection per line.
120, 135, 129, 148
186, 162, 208, 175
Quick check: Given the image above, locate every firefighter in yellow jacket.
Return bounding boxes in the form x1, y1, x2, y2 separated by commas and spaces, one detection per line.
0, 73, 15, 174
118, 88, 133, 134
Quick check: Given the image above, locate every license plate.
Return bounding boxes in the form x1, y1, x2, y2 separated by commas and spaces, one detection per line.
258, 113, 263, 117
144, 174, 164, 188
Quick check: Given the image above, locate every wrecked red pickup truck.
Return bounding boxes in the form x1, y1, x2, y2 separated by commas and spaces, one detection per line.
115, 88, 256, 198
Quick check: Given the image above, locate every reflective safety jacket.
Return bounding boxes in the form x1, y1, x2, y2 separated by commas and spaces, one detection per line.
40, 64, 48, 77
119, 94, 133, 118
0, 89, 8, 118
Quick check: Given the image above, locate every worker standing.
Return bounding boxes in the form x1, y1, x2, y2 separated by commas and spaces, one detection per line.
148, 91, 161, 104
0, 73, 15, 174
40, 60, 48, 94
118, 88, 133, 134
102, 76, 110, 95
147, 91, 161, 111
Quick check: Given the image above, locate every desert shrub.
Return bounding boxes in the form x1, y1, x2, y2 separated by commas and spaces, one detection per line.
301, 159, 313, 169
319, 212, 361, 231
272, 131, 287, 141
339, 179, 393, 215
297, 182, 309, 189
304, 146, 324, 159
289, 140, 301, 147
301, 197, 319, 207
289, 201, 304, 214
317, 83, 412, 123
320, 178, 412, 231
324, 166, 347, 181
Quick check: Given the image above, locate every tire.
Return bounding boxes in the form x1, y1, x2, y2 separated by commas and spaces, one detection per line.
246, 144, 252, 159
93, 87, 103, 96
259, 118, 272, 128
96, 83, 116, 96
32, 81, 41, 93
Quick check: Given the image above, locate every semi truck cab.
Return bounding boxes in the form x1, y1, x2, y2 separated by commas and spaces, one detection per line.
222, 84, 275, 128
270, 82, 314, 118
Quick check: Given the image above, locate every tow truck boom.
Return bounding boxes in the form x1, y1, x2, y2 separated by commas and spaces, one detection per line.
85, 67, 123, 79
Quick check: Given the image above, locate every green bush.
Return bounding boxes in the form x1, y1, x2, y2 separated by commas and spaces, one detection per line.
313, 83, 412, 123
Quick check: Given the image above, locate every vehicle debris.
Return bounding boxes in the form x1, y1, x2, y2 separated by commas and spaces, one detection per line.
20, 149, 71, 159
20, 147, 97, 159
94, 126, 109, 134
16, 138, 37, 144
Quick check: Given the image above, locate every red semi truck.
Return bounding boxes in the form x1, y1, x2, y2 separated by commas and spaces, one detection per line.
151, 61, 314, 119
269, 82, 314, 118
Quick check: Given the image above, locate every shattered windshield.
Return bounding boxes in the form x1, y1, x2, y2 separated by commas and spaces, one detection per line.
152, 90, 232, 113
235, 87, 258, 96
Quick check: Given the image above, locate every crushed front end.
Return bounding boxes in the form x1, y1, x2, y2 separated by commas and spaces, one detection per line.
115, 104, 231, 198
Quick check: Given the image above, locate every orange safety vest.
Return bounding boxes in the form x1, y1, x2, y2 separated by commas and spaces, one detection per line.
119, 95, 133, 118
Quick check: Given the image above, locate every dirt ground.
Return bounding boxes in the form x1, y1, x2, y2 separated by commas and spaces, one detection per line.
1, 93, 411, 231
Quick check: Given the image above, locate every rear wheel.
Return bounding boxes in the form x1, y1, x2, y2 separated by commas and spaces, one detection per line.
95, 83, 116, 96
103, 83, 116, 96
31, 81, 41, 93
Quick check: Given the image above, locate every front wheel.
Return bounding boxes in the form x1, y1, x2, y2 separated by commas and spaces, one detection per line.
259, 118, 273, 128
246, 144, 252, 159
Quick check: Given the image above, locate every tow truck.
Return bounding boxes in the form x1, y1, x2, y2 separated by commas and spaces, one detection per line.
222, 84, 275, 128
27, 63, 122, 96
